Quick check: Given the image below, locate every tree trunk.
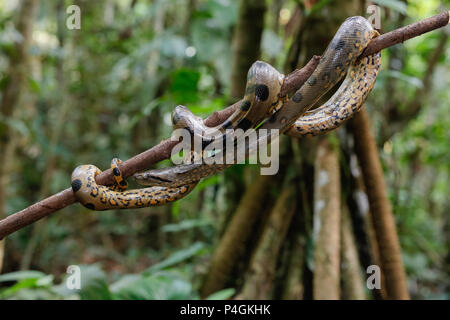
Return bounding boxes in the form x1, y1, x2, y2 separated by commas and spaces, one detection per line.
349, 108, 410, 299
238, 182, 297, 299
340, 207, 366, 300
289, 0, 363, 300
312, 137, 341, 300
278, 139, 315, 300
280, 225, 306, 300
200, 174, 276, 298
347, 152, 386, 299
230, 0, 267, 99
0, 0, 39, 272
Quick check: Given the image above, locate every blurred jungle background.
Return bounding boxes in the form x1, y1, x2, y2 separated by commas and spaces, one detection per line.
0, 0, 448, 300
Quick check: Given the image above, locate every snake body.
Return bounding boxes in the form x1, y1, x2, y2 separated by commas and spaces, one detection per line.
71, 16, 381, 210
133, 16, 380, 186
259, 16, 378, 134
71, 163, 198, 210
71, 60, 283, 210
172, 61, 285, 144
287, 52, 381, 137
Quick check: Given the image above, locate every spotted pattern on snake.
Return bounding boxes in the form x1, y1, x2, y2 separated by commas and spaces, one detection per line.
134, 16, 381, 188
71, 164, 197, 210
259, 16, 379, 135
286, 52, 381, 137
72, 16, 381, 210
171, 61, 285, 147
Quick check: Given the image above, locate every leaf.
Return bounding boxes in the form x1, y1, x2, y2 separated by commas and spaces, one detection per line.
206, 288, 235, 300
372, 0, 408, 14
36, 275, 54, 287
145, 242, 206, 274
0, 116, 29, 137
169, 68, 201, 103
188, 98, 228, 116
196, 175, 220, 191
162, 219, 212, 233
0, 271, 55, 299
28, 76, 40, 94
0, 270, 46, 283
111, 272, 196, 300
56, 264, 113, 300
109, 274, 141, 293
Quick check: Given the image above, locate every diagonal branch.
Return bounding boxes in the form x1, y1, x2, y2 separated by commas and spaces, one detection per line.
0, 11, 448, 240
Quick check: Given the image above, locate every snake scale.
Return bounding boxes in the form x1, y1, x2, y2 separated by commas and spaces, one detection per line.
72, 16, 381, 210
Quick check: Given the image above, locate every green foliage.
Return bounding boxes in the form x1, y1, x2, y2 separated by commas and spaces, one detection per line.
145, 242, 207, 274
370, 0, 449, 298
372, 0, 408, 14
169, 68, 202, 104
162, 219, 212, 233
205, 288, 236, 300
0, 0, 448, 300
0, 242, 211, 300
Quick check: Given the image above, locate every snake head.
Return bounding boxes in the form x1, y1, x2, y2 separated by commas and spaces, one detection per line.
133, 163, 201, 187
133, 169, 175, 187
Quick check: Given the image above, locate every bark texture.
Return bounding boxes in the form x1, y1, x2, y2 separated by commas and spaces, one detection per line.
340, 207, 366, 300
280, 227, 306, 300
200, 174, 275, 298
347, 153, 387, 299
238, 183, 297, 299
296, 0, 361, 300
312, 137, 341, 300
230, 0, 267, 99
349, 108, 410, 299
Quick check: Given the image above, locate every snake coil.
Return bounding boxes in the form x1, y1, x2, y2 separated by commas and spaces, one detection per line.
71, 16, 381, 210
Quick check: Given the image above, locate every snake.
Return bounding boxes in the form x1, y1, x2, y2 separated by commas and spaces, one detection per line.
71, 62, 283, 210
71, 158, 198, 210
71, 16, 381, 210
171, 61, 285, 146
